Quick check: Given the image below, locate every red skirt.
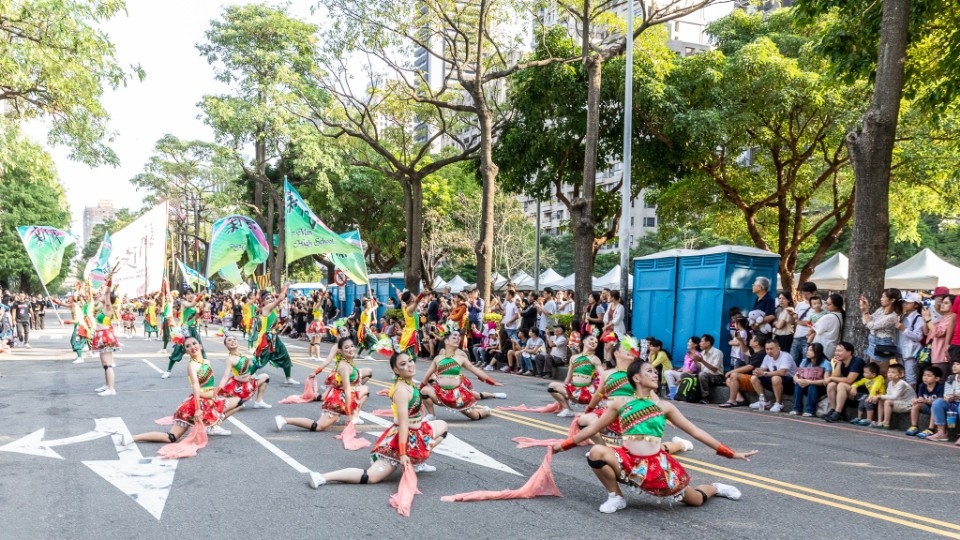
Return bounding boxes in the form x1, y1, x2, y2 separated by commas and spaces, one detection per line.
172, 394, 226, 427
431, 381, 477, 411
321, 385, 361, 416
91, 328, 121, 352
613, 447, 690, 498
121, 313, 136, 322
218, 377, 258, 401
591, 407, 623, 444
372, 422, 435, 465
565, 383, 597, 405
306, 320, 325, 338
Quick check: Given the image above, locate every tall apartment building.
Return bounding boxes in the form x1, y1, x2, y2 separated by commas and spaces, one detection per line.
82, 199, 116, 245
521, 1, 737, 251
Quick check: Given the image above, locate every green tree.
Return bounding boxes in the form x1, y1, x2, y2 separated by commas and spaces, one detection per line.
0, 0, 143, 166
0, 127, 73, 291
197, 3, 332, 287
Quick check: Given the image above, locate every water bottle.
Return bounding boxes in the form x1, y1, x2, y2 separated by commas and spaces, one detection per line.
948, 410, 957, 429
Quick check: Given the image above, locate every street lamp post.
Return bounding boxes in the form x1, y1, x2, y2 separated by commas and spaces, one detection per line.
619, 0, 635, 329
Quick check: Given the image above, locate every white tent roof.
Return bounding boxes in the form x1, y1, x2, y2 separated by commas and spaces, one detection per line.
290, 282, 326, 290
491, 273, 509, 291
635, 248, 699, 260
539, 268, 564, 287
885, 248, 960, 291
801, 253, 849, 291
432, 275, 448, 290
511, 271, 535, 291
696, 245, 780, 258
551, 273, 576, 291
593, 265, 633, 291
446, 275, 471, 293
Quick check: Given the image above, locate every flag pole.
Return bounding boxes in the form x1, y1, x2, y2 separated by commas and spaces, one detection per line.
17, 232, 65, 326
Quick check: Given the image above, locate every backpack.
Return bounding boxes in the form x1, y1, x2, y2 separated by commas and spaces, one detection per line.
674, 374, 700, 403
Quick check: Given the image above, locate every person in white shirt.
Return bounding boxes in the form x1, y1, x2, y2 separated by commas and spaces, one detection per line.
536, 288, 557, 340
519, 333, 545, 376
557, 290, 575, 315
534, 325, 569, 379
789, 282, 818, 362
748, 340, 797, 413
876, 363, 917, 428
601, 291, 625, 359
808, 293, 845, 359
502, 290, 520, 341
695, 334, 725, 403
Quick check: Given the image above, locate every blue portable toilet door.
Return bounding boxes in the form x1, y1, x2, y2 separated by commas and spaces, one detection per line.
631, 257, 678, 359
672, 287, 725, 367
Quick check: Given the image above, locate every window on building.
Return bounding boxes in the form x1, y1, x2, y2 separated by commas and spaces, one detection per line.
643, 217, 657, 228
644, 200, 655, 208
630, 216, 635, 227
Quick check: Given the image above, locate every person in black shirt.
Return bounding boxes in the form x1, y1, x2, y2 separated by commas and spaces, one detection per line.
426, 292, 440, 323
12, 293, 32, 348
519, 292, 539, 335
32, 295, 45, 330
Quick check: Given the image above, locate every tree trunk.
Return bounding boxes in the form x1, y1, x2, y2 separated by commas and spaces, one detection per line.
573, 53, 603, 316
265, 185, 277, 288
842, 0, 911, 352
401, 178, 425, 292
475, 103, 497, 309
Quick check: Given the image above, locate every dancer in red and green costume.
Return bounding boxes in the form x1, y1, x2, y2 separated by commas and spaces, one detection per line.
51, 282, 92, 364
276, 335, 369, 432
142, 293, 159, 340
92, 271, 122, 396
306, 294, 326, 361
308, 350, 449, 488
218, 334, 271, 412
397, 289, 423, 355
579, 335, 694, 455
548, 333, 602, 417
553, 358, 756, 514
418, 322, 506, 421
161, 288, 207, 379
249, 286, 298, 385
127, 337, 232, 443
356, 294, 379, 358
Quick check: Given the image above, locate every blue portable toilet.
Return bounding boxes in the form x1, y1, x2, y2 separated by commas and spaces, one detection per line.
631, 249, 698, 360
671, 246, 780, 367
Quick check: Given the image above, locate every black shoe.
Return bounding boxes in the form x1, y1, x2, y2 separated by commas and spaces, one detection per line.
823, 410, 839, 423
698, 399, 711, 405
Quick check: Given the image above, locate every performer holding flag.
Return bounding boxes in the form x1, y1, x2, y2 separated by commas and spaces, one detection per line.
161, 288, 207, 379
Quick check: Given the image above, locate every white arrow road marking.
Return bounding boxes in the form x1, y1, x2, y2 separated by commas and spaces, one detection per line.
0, 425, 111, 459
225, 417, 311, 474
81, 417, 178, 521
140, 359, 164, 374
356, 411, 521, 476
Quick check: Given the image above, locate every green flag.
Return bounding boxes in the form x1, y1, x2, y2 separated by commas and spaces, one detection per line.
177, 258, 211, 289
205, 214, 270, 281
16, 226, 77, 285
330, 230, 369, 285
284, 179, 362, 264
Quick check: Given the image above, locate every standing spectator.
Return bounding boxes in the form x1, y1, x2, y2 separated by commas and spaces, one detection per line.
467, 289, 484, 330
425, 292, 440, 324
789, 283, 818, 362
924, 359, 960, 442
32, 295, 46, 331
449, 294, 468, 332
772, 293, 795, 353
897, 292, 925, 386
695, 334, 724, 404
557, 290, 575, 315
12, 293, 32, 349
924, 295, 956, 376
808, 293, 845, 359
929, 287, 950, 322
519, 292, 538, 336
502, 290, 520, 341
859, 288, 903, 371
536, 288, 557, 340
948, 292, 960, 364
823, 342, 866, 422
582, 292, 605, 337
749, 277, 776, 339
748, 339, 797, 412
601, 290, 625, 359
322, 292, 338, 324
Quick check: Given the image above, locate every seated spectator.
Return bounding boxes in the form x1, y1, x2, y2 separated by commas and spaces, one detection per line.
925, 359, 960, 442
519, 331, 545, 376
720, 334, 766, 407
823, 341, 866, 423
534, 325, 569, 379
647, 338, 672, 397
791, 342, 833, 417
480, 327, 506, 371
906, 365, 944, 437
694, 334, 724, 404
503, 329, 529, 374
875, 363, 916, 429
848, 362, 885, 426
749, 339, 797, 412
666, 336, 701, 398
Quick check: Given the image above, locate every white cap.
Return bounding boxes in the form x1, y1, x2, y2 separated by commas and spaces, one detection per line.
902, 292, 922, 304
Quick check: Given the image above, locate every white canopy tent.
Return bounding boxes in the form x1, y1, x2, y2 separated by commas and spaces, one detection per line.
446, 275, 471, 293
432, 275, 448, 290
491, 273, 509, 291
551, 273, 576, 291
796, 252, 849, 291
593, 265, 633, 291
539, 268, 564, 287
227, 282, 253, 295
511, 271, 536, 291
885, 248, 960, 291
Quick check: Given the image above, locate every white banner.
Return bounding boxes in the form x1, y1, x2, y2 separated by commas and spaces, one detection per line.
109, 204, 168, 298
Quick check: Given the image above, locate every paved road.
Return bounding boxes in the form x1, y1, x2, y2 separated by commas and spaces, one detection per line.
1, 315, 959, 539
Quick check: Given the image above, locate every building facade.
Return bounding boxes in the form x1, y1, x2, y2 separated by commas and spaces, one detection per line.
82, 199, 116, 245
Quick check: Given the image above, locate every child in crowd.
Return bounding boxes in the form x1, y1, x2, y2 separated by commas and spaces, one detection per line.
850, 362, 886, 426
808, 295, 825, 324
924, 360, 960, 442
567, 323, 582, 355
728, 317, 751, 366
747, 309, 773, 336
665, 336, 701, 398
906, 365, 944, 437
875, 364, 917, 429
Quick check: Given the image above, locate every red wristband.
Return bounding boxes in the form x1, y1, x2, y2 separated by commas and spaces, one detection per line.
484, 377, 496, 385
716, 444, 735, 459
560, 438, 576, 451
399, 440, 408, 457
